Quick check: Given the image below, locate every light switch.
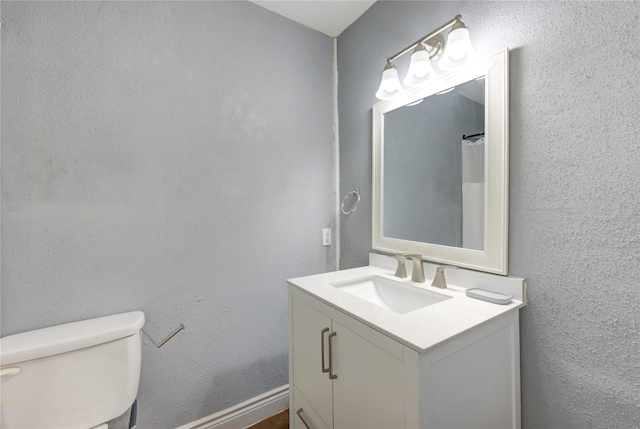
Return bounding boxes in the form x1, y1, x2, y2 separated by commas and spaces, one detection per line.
322, 228, 332, 246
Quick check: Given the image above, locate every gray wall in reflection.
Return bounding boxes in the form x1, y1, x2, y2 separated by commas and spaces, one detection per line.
383, 91, 483, 247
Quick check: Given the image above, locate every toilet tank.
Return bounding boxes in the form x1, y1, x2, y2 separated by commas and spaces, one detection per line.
0, 311, 145, 429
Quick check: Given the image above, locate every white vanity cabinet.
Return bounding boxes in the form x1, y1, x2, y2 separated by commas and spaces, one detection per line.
291, 294, 406, 429
289, 282, 522, 429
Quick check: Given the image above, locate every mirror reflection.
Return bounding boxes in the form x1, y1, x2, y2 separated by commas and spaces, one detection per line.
383, 77, 485, 250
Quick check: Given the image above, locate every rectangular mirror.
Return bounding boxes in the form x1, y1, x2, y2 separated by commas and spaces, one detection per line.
372, 49, 509, 274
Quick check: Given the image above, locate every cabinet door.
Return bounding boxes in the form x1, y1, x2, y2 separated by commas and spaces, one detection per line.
332, 321, 405, 429
292, 297, 333, 428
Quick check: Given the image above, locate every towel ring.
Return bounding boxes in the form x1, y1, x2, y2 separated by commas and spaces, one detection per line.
341, 188, 360, 215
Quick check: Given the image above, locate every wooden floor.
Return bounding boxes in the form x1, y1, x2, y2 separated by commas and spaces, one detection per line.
247, 409, 289, 429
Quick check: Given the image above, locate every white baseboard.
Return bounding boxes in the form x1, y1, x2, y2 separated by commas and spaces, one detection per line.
177, 385, 289, 429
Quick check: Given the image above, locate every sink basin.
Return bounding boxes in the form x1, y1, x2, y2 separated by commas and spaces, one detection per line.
330, 276, 451, 314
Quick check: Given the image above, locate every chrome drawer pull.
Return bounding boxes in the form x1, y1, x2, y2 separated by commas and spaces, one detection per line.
328, 331, 337, 379
320, 327, 330, 373
296, 408, 312, 429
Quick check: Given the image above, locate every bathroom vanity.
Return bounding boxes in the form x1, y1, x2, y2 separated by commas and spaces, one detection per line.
288, 254, 525, 429
289, 48, 520, 428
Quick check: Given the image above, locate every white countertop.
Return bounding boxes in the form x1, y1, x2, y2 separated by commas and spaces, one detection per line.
287, 262, 525, 354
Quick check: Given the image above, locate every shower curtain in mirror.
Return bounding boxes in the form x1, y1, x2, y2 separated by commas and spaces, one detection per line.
461, 137, 484, 250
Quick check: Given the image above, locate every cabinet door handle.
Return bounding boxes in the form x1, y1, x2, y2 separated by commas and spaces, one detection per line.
296, 408, 313, 429
320, 327, 330, 373
328, 331, 337, 379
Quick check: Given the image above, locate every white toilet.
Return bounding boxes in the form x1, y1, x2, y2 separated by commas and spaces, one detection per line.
0, 311, 145, 429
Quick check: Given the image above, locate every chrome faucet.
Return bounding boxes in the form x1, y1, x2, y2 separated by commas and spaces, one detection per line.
389, 255, 407, 279
404, 254, 425, 283
431, 265, 459, 289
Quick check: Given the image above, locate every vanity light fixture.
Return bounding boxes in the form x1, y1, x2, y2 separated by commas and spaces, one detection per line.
376, 60, 403, 100
439, 19, 478, 70
403, 41, 438, 87
375, 15, 477, 100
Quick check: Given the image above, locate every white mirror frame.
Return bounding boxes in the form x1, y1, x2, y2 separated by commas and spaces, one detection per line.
372, 49, 509, 275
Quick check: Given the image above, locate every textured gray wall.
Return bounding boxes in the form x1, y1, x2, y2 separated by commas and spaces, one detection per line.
338, 1, 640, 427
1, 1, 334, 427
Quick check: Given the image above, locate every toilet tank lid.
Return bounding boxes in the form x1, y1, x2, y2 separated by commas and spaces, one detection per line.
0, 311, 145, 366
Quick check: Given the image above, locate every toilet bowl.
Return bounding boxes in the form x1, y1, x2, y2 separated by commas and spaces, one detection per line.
0, 311, 145, 429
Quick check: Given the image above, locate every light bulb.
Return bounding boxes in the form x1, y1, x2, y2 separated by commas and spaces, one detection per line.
439, 20, 477, 70
403, 45, 436, 87
446, 27, 471, 61
376, 63, 403, 100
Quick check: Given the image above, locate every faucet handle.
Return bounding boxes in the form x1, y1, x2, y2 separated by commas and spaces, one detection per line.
431, 265, 458, 289
389, 255, 407, 278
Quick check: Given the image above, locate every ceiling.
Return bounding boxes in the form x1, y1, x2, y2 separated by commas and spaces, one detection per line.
248, 1, 376, 37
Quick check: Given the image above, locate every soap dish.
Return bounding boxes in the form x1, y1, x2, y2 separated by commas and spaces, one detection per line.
465, 288, 512, 305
